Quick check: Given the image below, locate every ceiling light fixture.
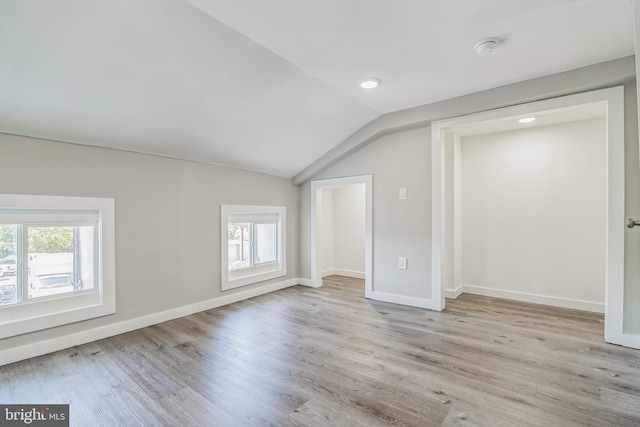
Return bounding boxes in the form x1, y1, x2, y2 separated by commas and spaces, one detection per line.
358, 78, 381, 89
474, 37, 500, 56
518, 117, 536, 123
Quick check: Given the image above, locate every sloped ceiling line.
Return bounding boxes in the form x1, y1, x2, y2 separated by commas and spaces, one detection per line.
0, 1, 634, 179
292, 57, 636, 186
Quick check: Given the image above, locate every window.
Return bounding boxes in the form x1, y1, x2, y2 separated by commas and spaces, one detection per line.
0, 194, 115, 339
228, 221, 277, 270
221, 205, 285, 290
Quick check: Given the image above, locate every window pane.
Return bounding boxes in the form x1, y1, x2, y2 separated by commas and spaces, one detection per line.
0, 225, 18, 306
27, 226, 94, 299
254, 223, 277, 264
228, 223, 251, 270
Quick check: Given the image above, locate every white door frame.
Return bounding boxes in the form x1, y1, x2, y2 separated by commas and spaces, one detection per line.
310, 175, 373, 297
431, 86, 638, 349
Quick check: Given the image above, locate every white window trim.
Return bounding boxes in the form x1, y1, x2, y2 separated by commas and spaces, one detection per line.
221, 205, 286, 291
0, 194, 115, 339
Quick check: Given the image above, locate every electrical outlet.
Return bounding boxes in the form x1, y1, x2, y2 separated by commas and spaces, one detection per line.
399, 188, 407, 200
398, 257, 407, 270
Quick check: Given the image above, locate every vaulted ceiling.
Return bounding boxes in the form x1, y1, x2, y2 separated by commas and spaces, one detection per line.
0, 0, 634, 178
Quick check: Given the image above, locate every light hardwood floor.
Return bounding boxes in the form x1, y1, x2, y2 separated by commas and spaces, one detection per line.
1, 275, 640, 426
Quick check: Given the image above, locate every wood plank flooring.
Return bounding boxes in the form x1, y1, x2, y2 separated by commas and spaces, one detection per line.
1, 275, 640, 426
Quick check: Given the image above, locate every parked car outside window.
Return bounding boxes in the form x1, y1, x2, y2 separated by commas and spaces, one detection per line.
0, 283, 16, 305
0, 256, 16, 277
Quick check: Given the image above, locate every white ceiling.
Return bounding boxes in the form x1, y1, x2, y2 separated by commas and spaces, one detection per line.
0, 0, 634, 178
453, 102, 607, 138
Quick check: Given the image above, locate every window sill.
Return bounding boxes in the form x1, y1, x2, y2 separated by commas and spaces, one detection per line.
0, 293, 114, 339
222, 267, 286, 291
0, 194, 116, 339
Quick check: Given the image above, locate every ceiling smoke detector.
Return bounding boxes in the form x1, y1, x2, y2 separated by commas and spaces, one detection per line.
474, 38, 500, 56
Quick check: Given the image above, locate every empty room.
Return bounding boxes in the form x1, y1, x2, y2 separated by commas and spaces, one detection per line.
1, 1, 640, 426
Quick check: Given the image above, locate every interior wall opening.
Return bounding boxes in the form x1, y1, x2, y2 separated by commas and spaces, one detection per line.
310, 175, 373, 298
445, 108, 607, 313
431, 87, 635, 348
317, 183, 366, 283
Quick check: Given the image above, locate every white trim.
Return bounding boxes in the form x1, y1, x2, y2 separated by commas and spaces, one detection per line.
297, 278, 317, 288
626, 1, 640, 351
320, 269, 334, 278
431, 123, 445, 311
321, 269, 365, 279
0, 277, 308, 366
310, 175, 373, 299
460, 284, 604, 313
0, 194, 115, 339
602, 87, 629, 346
444, 286, 464, 299
451, 134, 463, 295
431, 87, 631, 347
369, 291, 438, 310
610, 330, 640, 350
333, 269, 366, 279
635, 0, 640, 156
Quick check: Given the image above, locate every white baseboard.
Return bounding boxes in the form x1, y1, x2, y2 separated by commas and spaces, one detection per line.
444, 286, 464, 299
333, 269, 365, 279
369, 291, 440, 311
298, 278, 320, 288
605, 330, 640, 350
320, 269, 333, 278
0, 278, 308, 367
461, 284, 604, 313
321, 269, 365, 279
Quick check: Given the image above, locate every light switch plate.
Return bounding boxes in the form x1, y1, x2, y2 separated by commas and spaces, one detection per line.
399, 188, 407, 200
398, 257, 407, 270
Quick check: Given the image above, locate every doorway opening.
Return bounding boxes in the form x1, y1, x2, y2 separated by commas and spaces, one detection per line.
431, 87, 636, 348
310, 175, 372, 297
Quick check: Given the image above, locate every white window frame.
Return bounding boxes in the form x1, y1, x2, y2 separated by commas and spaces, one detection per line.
0, 194, 115, 339
221, 205, 286, 291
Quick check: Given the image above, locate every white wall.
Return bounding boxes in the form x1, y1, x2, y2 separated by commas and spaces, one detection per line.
317, 184, 366, 279
0, 133, 299, 354
331, 184, 365, 277
303, 127, 433, 301
460, 119, 606, 309
298, 60, 638, 320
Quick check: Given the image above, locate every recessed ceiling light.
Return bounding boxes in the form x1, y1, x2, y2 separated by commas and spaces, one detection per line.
518, 117, 536, 124
358, 78, 381, 89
